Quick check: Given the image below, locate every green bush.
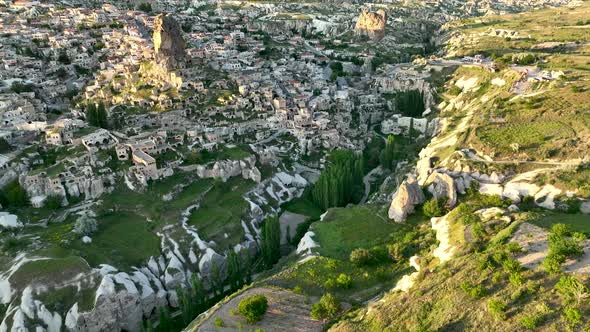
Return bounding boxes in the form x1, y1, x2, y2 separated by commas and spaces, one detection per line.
350, 248, 372, 266
323, 278, 336, 289
44, 195, 62, 210
488, 299, 507, 320
562, 306, 582, 326
0, 180, 29, 208
554, 275, 589, 304
214, 317, 224, 328
501, 258, 522, 274
310, 293, 340, 320
544, 224, 585, 274
519, 313, 543, 330
422, 198, 447, 218
460, 281, 486, 299
509, 272, 524, 287
336, 273, 352, 289
387, 243, 404, 262
238, 294, 268, 323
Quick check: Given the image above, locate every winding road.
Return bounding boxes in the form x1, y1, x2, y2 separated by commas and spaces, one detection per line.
360, 166, 382, 204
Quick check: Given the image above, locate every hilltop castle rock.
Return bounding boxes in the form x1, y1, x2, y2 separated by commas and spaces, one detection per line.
153, 14, 186, 70
354, 9, 387, 40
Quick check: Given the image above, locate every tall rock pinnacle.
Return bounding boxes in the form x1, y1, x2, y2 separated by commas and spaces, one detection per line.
354, 9, 387, 40
153, 14, 186, 70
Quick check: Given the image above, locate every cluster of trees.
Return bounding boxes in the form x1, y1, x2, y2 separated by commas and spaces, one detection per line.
138, 3, 152, 13
0, 180, 28, 208
380, 135, 396, 170
11, 81, 34, 93
311, 150, 365, 210
260, 215, 281, 268
0, 138, 12, 154
329, 62, 345, 81
395, 90, 425, 117
86, 102, 109, 128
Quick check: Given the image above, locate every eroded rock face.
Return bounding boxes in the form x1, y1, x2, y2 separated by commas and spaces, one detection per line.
354, 9, 387, 40
388, 177, 425, 222
426, 172, 458, 208
153, 14, 186, 70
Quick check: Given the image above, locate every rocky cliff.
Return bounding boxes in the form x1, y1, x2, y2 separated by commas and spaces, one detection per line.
354, 9, 387, 40
153, 14, 186, 70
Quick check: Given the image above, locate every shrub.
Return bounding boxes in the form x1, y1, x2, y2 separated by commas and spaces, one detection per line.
544, 224, 585, 274
448, 85, 462, 96
422, 198, 447, 218
554, 275, 589, 304
506, 242, 522, 254
387, 243, 404, 262
488, 299, 507, 320
543, 253, 564, 275
336, 273, 352, 289
73, 215, 98, 236
562, 306, 582, 326
44, 195, 62, 210
460, 281, 485, 299
310, 293, 340, 320
350, 248, 372, 266
502, 258, 522, 274
478, 255, 494, 271
509, 272, 524, 287
520, 313, 543, 330
323, 278, 336, 289
0, 180, 29, 208
214, 317, 224, 328
238, 294, 268, 323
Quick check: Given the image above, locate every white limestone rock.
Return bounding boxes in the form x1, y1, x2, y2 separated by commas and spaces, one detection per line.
388, 177, 425, 222
296, 231, 319, 255
198, 248, 226, 282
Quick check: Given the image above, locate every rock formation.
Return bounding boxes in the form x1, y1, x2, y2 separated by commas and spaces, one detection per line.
192, 156, 262, 183
388, 176, 425, 222
425, 171, 458, 208
354, 9, 387, 40
153, 14, 186, 70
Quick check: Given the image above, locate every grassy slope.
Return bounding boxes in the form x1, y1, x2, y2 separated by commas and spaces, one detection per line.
331, 5, 590, 331
262, 205, 434, 304
440, 3, 590, 162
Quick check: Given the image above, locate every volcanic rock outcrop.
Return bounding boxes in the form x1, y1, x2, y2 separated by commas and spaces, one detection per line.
354, 9, 387, 40
153, 14, 186, 70
388, 176, 425, 222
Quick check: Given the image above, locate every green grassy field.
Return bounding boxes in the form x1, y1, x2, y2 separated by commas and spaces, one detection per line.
69, 212, 160, 269
281, 193, 323, 220
188, 177, 253, 250
313, 206, 407, 260
9, 256, 90, 291
532, 213, 590, 235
